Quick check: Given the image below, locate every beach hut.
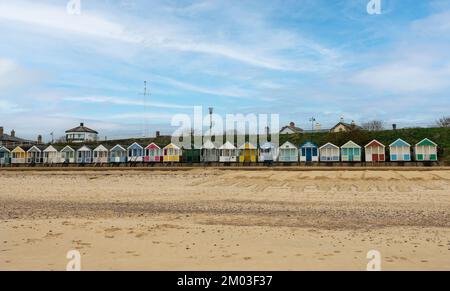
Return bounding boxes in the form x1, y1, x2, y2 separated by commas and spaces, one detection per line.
219, 141, 237, 163
340, 141, 362, 162
181, 147, 201, 163
239, 142, 257, 163
27, 145, 44, 164
201, 140, 219, 162
11, 145, 30, 165
127, 142, 144, 162
76, 145, 92, 164
258, 142, 279, 163
144, 143, 163, 163
278, 141, 298, 162
109, 144, 127, 163
0, 146, 11, 166
389, 139, 411, 162
93, 144, 110, 164
319, 143, 340, 162
415, 138, 438, 161
365, 140, 385, 162
299, 141, 318, 162
163, 143, 181, 163
60, 145, 76, 163
43, 145, 63, 164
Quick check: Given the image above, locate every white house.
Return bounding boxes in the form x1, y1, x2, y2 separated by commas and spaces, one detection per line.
43, 145, 63, 164
219, 141, 237, 163
65, 123, 98, 143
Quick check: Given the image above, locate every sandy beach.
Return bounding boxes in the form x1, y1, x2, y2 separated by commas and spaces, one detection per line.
1, 169, 450, 270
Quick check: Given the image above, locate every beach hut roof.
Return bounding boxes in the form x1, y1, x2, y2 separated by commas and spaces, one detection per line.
77, 145, 92, 151
300, 141, 317, 148
365, 139, 385, 148
341, 140, 361, 149
319, 142, 339, 150
110, 144, 126, 152
145, 142, 161, 150
389, 138, 410, 147
27, 145, 45, 152
239, 142, 257, 150
93, 144, 110, 152
0, 146, 11, 153
201, 140, 217, 150
127, 142, 143, 150
260, 142, 277, 149
61, 145, 76, 152
164, 143, 181, 150
43, 145, 64, 152
12, 145, 32, 152
219, 141, 236, 150
416, 138, 437, 147
279, 141, 297, 149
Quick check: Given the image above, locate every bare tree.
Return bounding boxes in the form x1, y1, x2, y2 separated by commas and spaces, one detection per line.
362, 120, 384, 131
436, 116, 450, 128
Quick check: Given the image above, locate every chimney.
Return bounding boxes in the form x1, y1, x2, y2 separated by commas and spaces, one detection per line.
392, 124, 397, 130
156, 131, 161, 138
80, 122, 84, 127
289, 122, 295, 128
37, 135, 42, 144
10, 130, 15, 138
0, 127, 3, 136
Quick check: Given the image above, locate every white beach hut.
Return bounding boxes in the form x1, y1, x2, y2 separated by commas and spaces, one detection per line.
389, 139, 411, 162
258, 142, 279, 163
278, 141, 298, 162
319, 143, 340, 162
201, 140, 219, 162
340, 141, 362, 162
43, 145, 63, 164
93, 144, 110, 164
60, 145, 76, 163
219, 141, 237, 163
76, 145, 92, 164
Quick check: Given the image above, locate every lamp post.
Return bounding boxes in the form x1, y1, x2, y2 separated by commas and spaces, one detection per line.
309, 117, 316, 131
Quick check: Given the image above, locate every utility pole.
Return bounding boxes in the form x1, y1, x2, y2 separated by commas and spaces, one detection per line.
140, 81, 151, 138
309, 117, 316, 131
50, 132, 54, 144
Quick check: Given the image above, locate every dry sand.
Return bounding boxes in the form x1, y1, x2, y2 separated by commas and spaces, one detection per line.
1, 169, 450, 270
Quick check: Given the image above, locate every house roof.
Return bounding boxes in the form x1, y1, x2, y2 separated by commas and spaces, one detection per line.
341, 140, 361, 148
0, 133, 34, 144
280, 125, 303, 133
65, 123, 98, 134
330, 122, 362, 132
416, 138, 437, 147
365, 139, 385, 148
389, 138, 410, 148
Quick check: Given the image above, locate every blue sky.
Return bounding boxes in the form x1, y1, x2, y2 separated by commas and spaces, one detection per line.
1, 0, 450, 141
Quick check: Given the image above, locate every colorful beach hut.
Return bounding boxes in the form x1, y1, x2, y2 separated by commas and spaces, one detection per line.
43, 145, 63, 164
278, 141, 298, 162
340, 141, 362, 162
219, 141, 237, 163
127, 142, 144, 163
258, 142, 278, 163
319, 143, 340, 162
389, 139, 411, 162
109, 144, 127, 163
11, 145, 30, 165
365, 140, 385, 162
93, 144, 110, 164
0, 146, 11, 166
163, 143, 181, 163
27, 145, 44, 164
60, 145, 76, 163
415, 138, 438, 161
144, 143, 163, 163
201, 140, 219, 162
76, 145, 92, 164
300, 141, 318, 162
239, 142, 257, 163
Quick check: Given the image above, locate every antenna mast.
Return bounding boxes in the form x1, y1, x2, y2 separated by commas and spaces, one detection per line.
141, 81, 151, 138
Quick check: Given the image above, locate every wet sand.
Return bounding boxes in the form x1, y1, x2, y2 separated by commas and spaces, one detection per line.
1, 169, 450, 270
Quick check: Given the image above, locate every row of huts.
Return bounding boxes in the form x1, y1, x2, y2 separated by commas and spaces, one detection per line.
0, 138, 438, 166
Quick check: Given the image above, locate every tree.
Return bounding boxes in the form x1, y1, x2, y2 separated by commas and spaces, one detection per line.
436, 116, 450, 128
362, 120, 384, 131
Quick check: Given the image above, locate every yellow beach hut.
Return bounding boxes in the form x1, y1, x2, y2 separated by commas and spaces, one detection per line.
163, 143, 182, 163
238, 142, 257, 163
11, 145, 30, 165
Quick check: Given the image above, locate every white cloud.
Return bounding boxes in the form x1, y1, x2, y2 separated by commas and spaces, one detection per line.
62, 95, 192, 109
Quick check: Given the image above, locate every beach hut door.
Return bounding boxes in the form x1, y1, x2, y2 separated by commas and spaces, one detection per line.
348, 149, 354, 162
306, 148, 312, 162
